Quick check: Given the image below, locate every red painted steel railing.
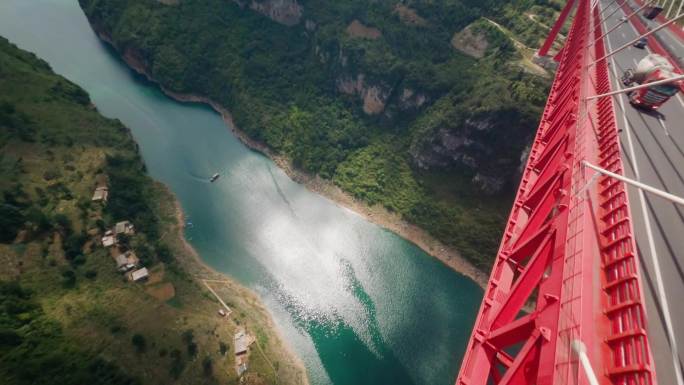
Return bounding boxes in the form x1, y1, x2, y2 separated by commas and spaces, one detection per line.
591, 4, 655, 384
455, 1, 656, 384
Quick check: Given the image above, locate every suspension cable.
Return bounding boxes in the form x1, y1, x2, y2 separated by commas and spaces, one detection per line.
571, 341, 601, 385
591, 1, 654, 45
582, 161, 684, 206
590, 12, 684, 65
585, 73, 684, 99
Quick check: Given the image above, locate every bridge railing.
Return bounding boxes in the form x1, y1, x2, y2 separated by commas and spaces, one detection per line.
588, 3, 655, 383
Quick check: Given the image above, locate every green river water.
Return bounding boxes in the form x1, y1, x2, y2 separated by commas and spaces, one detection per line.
0, 1, 483, 384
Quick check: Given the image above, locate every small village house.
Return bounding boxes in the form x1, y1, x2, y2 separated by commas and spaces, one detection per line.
234, 329, 250, 355
234, 328, 252, 376
129, 267, 149, 282
101, 230, 116, 247
91, 186, 108, 203
114, 220, 135, 235
114, 250, 139, 272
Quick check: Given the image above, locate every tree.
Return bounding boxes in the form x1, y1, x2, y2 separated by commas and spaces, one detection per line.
63, 232, 87, 260
0, 204, 24, 243
131, 333, 146, 353
169, 349, 185, 379
61, 270, 76, 289
187, 342, 197, 358
52, 213, 72, 236
202, 356, 213, 376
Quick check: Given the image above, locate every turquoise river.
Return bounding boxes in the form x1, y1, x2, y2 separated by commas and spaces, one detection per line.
0, 1, 482, 384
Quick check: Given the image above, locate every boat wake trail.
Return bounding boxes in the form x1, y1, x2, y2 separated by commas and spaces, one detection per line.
267, 165, 298, 218
188, 170, 212, 183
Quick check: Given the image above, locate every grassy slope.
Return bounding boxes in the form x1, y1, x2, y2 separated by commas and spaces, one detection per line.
77, 0, 559, 270
0, 37, 305, 385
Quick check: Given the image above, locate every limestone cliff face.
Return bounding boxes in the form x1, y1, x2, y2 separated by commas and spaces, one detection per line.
233, 0, 302, 26
336, 73, 428, 115
398, 88, 427, 110
411, 126, 479, 170
410, 113, 530, 194
336, 74, 392, 115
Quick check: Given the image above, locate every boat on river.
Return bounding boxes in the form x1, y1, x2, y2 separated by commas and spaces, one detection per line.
210, 173, 220, 183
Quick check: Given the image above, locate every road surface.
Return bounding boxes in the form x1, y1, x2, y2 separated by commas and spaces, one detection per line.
625, 0, 684, 67
599, 1, 684, 384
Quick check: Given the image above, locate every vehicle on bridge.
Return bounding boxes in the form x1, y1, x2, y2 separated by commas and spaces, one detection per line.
622, 54, 681, 110
632, 36, 648, 49
643, 5, 663, 20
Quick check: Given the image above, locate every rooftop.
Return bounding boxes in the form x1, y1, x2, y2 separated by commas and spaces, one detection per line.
114, 221, 134, 235
91, 186, 108, 202
130, 267, 149, 282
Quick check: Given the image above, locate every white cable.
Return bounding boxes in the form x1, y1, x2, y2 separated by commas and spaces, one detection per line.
582, 161, 684, 205
571, 341, 601, 385
586, 74, 684, 100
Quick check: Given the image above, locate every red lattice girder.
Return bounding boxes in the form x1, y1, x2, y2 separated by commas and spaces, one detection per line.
455, 1, 656, 384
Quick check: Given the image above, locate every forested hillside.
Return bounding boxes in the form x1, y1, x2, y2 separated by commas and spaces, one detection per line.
78, 0, 563, 268
0, 37, 305, 385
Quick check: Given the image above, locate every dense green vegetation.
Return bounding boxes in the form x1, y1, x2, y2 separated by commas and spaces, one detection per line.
0, 36, 146, 384
0, 36, 303, 385
78, 0, 559, 268
0, 282, 139, 385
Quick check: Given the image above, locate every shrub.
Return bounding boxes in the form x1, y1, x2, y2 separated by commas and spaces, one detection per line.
131, 333, 146, 353
187, 342, 197, 358
61, 270, 76, 288
52, 213, 72, 235
63, 232, 87, 260
181, 329, 194, 345
72, 254, 87, 266
169, 349, 185, 379
0, 204, 24, 243
202, 356, 213, 376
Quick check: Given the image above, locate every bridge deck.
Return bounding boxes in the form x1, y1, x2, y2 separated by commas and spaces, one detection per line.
599, 1, 684, 384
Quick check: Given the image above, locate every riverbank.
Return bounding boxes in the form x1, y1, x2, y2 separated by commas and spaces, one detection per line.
159, 183, 310, 385
95, 29, 489, 290
0, 34, 309, 385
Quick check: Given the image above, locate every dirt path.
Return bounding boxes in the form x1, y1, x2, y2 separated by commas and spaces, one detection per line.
201, 279, 233, 316
202, 278, 279, 384
483, 17, 549, 77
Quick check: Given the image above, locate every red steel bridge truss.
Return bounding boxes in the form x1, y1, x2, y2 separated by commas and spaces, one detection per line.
455, 1, 656, 385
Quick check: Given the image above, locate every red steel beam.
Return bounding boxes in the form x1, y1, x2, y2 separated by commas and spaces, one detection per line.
456, 1, 588, 383
539, 0, 578, 57
455, 1, 657, 384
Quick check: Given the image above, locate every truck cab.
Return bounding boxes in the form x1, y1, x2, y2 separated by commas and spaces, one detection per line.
627, 80, 680, 110
622, 54, 681, 110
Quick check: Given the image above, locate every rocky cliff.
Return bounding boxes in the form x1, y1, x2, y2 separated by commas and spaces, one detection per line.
410, 99, 536, 195
234, 0, 302, 26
